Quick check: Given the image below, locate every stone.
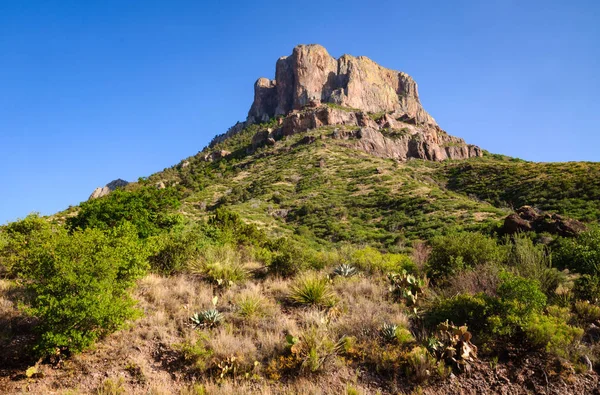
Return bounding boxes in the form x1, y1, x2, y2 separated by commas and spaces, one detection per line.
89, 179, 129, 200
248, 44, 436, 126
502, 206, 586, 237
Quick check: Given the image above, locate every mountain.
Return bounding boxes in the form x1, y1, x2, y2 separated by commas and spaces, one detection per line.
2, 45, 600, 394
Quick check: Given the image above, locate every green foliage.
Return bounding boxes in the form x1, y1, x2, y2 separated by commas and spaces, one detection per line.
505, 234, 566, 296
427, 231, 504, 279
190, 309, 223, 328
441, 159, 600, 221
380, 323, 399, 343
289, 273, 337, 308
573, 274, 600, 303
208, 208, 267, 247
425, 294, 490, 334
350, 247, 415, 274
388, 270, 427, 306
267, 238, 315, 277
553, 229, 600, 275
4, 216, 149, 356
332, 264, 358, 278
524, 313, 583, 358
67, 186, 182, 238
573, 300, 600, 325
187, 244, 250, 287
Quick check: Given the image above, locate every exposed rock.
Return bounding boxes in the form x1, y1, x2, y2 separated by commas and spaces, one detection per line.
248, 44, 436, 126
502, 206, 587, 237
202, 150, 231, 162
89, 179, 129, 200
210, 44, 483, 162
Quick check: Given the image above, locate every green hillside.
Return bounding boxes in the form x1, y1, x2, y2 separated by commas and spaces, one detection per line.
2, 118, 600, 394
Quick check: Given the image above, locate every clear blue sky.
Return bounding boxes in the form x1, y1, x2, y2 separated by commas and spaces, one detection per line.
1, 0, 598, 224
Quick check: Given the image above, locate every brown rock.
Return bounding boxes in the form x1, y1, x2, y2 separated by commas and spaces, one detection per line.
89, 179, 129, 200
248, 44, 437, 126
502, 206, 586, 237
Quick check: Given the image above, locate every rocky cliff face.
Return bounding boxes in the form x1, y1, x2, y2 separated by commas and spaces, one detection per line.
211, 44, 481, 161
247, 44, 436, 126
89, 179, 129, 200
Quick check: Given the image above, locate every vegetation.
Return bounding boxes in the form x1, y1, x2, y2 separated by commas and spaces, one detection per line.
3, 118, 600, 393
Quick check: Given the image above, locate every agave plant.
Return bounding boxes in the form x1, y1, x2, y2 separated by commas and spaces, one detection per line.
333, 264, 358, 278
190, 309, 223, 328
381, 323, 398, 343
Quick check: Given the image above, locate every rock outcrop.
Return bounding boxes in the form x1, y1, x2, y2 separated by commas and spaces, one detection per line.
247, 44, 436, 126
89, 179, 129, 200
209, 44, 482, 162
503, 206, 587, 237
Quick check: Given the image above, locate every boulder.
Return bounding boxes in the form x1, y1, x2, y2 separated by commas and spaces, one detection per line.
502, 206, 586, 237
89, 179, 129, 200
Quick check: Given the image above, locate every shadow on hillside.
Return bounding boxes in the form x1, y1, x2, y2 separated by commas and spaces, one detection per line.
0, 286, 38, 378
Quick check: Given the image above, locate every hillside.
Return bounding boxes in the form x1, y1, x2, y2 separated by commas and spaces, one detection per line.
2, 45, 600, 394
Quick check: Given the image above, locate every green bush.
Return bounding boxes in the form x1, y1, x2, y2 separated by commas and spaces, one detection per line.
427, 231, 505, 280
553, 229, 600, 275
524, 313, 583, 358
424, 293, 490, 335
505, 234, 565, 296
6, 217, 149, 356
289, 273, 337, 308
208, 208, 267, 247
66, 186, 182, 238
267, 238, 314, 277
350, 246, 415, 274
573, 274, 600, 303
148, 226, 204, 274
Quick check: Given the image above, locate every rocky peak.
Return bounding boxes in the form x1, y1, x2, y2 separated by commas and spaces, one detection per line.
247, 44, 436, 126
89, 179, 129, 200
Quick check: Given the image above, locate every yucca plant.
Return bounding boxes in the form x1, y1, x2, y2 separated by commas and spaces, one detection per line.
381, 323, 398, 343
333, 264, 358, 278
289, 273, 337, 308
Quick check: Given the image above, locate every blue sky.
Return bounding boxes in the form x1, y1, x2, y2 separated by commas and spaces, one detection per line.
1, 0, 598, 224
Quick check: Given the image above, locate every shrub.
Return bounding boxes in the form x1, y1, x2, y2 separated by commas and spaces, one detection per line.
66, 186, 182, 238
208, 208, 267, 247
350, 247, 415, 274
187, 244, 250, 287
7, 219, 149, 356
553, 229, 600, 275
573, 274, 600, 303
234, 291, 272, 319
425, 294, 490, 334
148, 226, 205, 274
505, 234, 566, 296
524, 313, 583, 358
289, 273, 337, 308
403, 346, 437, 383
427, 231, 505, 280
573, 300, 600, 325
267, 238, 314, 277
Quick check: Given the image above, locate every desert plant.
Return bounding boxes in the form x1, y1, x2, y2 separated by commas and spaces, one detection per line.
524, 313, 583, 358
333, 264, 358, 278
404, 346, 437, 383
191, 309, 223, 328
573, 300, 600, 325
427, 320, 478, 373
381, 323, 398, 343
188, 244, 250, 287
388, 270, 427, 306
289, 273, 337, 308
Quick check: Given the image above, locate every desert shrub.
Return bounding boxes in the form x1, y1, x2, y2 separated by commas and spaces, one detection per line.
427, 231, 505, 280
425, 294, 490, 334
524, 313, 583, 358
66, 186, 183, 238
234, 289, 273, 320
187, 244, 250, 286
573, 274, 600, 303
553, 229, 600, 275
8, 219, 149, 356
288, 326, 345, 374
289, 273, 337, 308
573, 300, 600, 325
208, 208, 267, 247
350, 246, 415, 274
267, 238, 315, 277
440, 263, 501, 297
505, 234, 566, 296
148, 226, 207, 274
403, 346, 437, 383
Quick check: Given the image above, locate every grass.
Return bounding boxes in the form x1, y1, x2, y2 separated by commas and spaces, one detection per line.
289, 273, 337, 307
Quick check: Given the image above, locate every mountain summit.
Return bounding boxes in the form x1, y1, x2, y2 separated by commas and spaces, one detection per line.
212, 44, 482, 161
